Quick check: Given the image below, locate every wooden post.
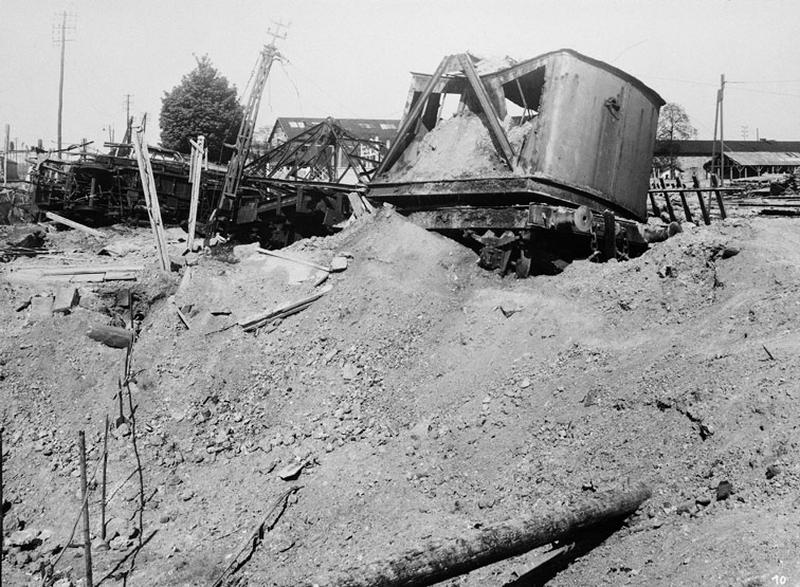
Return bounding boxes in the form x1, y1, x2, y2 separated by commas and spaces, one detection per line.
658, 178, 676, 222
675, 177, 693, 223
648, 192, 660, 217
100, 415, 109, 542
457, 53, 516, 169
317, 483, 651, 587
2, 124, 9, 186
602, 210, 616, 261
709, 174, 727, 219
187, 135, 205, 252
78, 431, 94, 587
692, 176, 711, 225
1, 427, 4, 557
131, 125, 170, 273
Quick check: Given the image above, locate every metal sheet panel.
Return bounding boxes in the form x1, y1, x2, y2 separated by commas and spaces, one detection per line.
528, 52, 660, 220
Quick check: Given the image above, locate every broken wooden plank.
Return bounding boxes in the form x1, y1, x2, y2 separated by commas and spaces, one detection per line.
87, 325, 133, 349
131, 125, 171, 273
239, 285, 332, 331
257, 248, 330, 273
40, 265, 144, 276
316, 483, 651, 587
44, 211, 106, 239
68, 274, 105, 283
52, 287, 79, 314
187, 135, 205, 252
28, 294, 54, 320
102, 270, 138, 281
176, 307, 191, 330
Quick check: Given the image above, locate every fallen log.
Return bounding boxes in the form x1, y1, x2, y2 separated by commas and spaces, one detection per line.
45, 211, 107, 239
315, 482, 650, 587
87, 325, 133, 349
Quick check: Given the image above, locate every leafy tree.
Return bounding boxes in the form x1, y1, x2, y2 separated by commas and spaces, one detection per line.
655, 102, 698, 175
159, 55, 243, 163
657, 102, 698, 142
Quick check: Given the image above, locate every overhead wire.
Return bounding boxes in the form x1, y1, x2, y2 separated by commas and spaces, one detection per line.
280, 59, 360, 117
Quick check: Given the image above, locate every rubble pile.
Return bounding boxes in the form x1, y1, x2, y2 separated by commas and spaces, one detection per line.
0, 185, 35, 225
2, 206, 800, 586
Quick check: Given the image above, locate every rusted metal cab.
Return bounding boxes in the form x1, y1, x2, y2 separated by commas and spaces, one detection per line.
370, 49, 664, 222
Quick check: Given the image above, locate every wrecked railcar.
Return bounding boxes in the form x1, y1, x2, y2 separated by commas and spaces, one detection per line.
31, 148, 227, 225
368, 49, 667, 275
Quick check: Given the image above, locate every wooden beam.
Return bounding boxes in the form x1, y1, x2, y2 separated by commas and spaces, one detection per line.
456, 53, 516, 169
257, 248, 330, 272
131, 126, 171, 272
239, 285, 332, 331
376, 55, 458, 176
692, 176, 711, 225
40, 264, 143, 276
602, 210, 617, 261
316, 483, 651, 587
674, 177, 694, 223
658, 179, 676, 222
709, 174, 727, 219
44, 212, 106, 238
187, 135, 205, 252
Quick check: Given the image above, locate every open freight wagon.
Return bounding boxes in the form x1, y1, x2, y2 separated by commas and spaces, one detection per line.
368, 49, 669, 276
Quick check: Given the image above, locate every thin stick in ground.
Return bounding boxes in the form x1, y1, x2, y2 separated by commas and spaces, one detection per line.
101, 414, 109, 542
124, 373, 145, 548
78, 430, 94, 587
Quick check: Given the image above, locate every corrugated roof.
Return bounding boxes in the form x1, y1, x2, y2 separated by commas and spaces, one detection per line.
725, 151, 800, 166
271, 117, 401, 144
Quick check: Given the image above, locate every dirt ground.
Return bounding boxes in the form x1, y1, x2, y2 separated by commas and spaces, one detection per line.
2, 207, 800, 586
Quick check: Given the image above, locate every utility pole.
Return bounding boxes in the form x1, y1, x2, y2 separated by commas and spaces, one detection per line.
710, 74, 725, 186
53, 11, 76, 158
3, 124, 9, 186
719, 74, 725, 186
123, 94, 133, 137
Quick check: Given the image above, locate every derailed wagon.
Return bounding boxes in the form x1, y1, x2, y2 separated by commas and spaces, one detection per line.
368, 49, 671, 276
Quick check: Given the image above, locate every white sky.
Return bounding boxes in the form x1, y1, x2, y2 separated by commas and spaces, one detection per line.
2, 0, 800, 151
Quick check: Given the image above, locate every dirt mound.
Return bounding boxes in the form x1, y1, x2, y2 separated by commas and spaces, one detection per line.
3, 212, 800, 586
387, 113, 513, 182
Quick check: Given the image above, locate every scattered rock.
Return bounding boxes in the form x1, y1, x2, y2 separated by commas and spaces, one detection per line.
9, 528, 38, 549
519, 377, 531, 389
341, 363, 358, 381
695, 495, 712, 507
105, 517, 134, 541
766, 464, 781, 480
277, 461, 304, 481
657, 265, 677, 278
330, 256, 349, 272
716, 480, 733, 501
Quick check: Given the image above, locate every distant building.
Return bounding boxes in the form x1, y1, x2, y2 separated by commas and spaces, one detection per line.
267, 117, 400, 150
654, 140, 800, 181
